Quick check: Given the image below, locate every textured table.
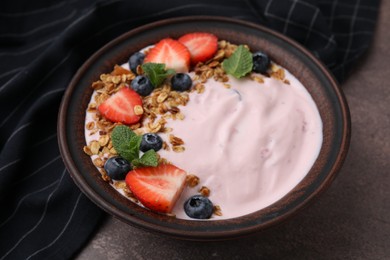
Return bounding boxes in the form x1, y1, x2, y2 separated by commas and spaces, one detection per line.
76, 2, 390, 259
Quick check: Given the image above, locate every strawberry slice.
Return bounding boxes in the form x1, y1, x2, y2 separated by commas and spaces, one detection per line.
144, 38, 190, 73
178, 32, 218, 64
98, 87, 142, 125
125, 164, 187, 213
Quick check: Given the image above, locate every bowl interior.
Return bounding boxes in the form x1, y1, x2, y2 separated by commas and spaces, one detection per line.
58, 16, 350, 240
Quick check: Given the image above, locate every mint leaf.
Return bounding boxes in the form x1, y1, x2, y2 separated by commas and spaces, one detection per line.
132, 150, 158, 167
222, 45, 253, 78
127, 134, 142, 162
111, 125, 136, 162
140, 150, 159, 166
141, 63, 175, 87
111, 125, 140, 162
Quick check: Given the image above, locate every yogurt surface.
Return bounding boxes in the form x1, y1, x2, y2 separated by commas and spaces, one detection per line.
157, 72, 323, 219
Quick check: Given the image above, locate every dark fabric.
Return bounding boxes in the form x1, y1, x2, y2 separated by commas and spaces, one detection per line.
0, 0, 380, 259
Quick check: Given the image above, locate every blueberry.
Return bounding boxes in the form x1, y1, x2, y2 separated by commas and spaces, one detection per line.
128, 52, 145, 74
184, 195, 214, 219
252, 51, 270, 74
140, 133, 163, 152
131, 75, 154, 96
104, 156, 132, 180
171, 73, 192, 91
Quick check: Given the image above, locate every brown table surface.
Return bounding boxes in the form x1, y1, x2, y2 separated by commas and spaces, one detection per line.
76, 2, 390, 259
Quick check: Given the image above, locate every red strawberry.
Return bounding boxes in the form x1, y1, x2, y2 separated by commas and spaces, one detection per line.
144, 38, 190, 73
98, 87, 142, 125
178, 32, 218, 64
125, 164, 187, 213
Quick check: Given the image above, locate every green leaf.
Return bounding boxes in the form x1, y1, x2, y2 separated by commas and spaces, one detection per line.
111, 125, 138, 162
127, 134, 142, 162
141, 63, 176, 87
140, 150, 159, 166
132, 149, 159, 167
222, 45, 253, 78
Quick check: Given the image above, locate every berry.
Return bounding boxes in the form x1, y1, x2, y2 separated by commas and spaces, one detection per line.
184, 195, 214, 219
125, 164, 187, 213
104, 156, 132, 180
252, 51, 270, 74
140, 133, 163, 152
178, 32, 218, 64
98, 87, 142, 125
128, 52, 145, 74
144, 38, 191, 73
171, 73, 192, 91
131, 75, 154, 96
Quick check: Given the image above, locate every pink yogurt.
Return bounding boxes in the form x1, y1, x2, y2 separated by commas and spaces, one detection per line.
157, 72, 323, 219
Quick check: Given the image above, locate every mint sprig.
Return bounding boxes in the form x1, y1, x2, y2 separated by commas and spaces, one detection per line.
141, 63, 175, 87
222, 45, 253, 78
111, 125, 158, 167
132, 150, 159, 167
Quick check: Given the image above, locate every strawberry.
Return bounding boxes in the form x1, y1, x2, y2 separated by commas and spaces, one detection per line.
98, 87, 142, 125
144, 38, 190, 73
125, 164, 187, 213
178, 32, 218, 64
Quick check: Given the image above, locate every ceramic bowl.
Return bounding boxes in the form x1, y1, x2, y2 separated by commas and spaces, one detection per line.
58, 16, 350, 240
